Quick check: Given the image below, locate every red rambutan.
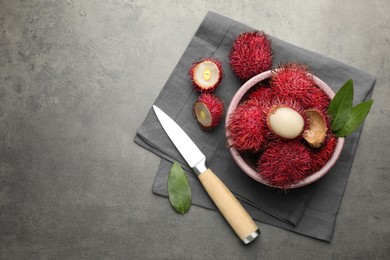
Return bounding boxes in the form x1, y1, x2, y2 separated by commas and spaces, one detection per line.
189, 58, 223, 92
309, 133, 337, 172
271, 63, 330, 109
193, 93, 224, 130
229, 31, 273, 80
302, 85, 331, 110
227, 99, 269, 152
271, 63, 314, 93
248, 85, 275, 106
258, 140, 312, 188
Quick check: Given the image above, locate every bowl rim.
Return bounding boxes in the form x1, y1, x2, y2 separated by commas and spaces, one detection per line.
225, 70, 345, 188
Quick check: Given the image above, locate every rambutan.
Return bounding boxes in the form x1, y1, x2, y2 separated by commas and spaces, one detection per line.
193, 93, 224, 130
229, 31, 273, 80
303, 108, 329, 148
248, 84, 275, 106
189, 58, 223, 92
309, 133, 337, 172
227, 99, 269, 152
302, 85, 331, 110
265, 98, 307, 140
270, 63, 328, 109
258, 140, 312, 188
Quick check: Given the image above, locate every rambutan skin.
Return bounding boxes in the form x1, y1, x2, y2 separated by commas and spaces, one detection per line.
227, 99, 269, 152
271, 63, 330, 110
189, 58, 223, 92
229, 31, 273, 80
258, 140, 312, 188
194, 93, 224, 130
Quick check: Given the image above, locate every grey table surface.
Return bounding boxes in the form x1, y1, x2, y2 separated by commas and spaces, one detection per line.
1, 1, 389, 259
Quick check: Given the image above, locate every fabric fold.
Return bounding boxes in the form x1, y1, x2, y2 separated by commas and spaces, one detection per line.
134, 11, 376, 241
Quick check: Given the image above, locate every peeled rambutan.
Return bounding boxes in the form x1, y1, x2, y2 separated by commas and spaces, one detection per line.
258, 140, 312, 188
229, 31, 273, 80
193, 93, 224, 130
309, 133, 337, 172
265, 98, 307, 140
189, 58, 223, 92
227, 99, 269, 152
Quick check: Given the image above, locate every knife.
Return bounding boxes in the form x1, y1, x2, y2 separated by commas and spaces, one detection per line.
153, 105, 259, 244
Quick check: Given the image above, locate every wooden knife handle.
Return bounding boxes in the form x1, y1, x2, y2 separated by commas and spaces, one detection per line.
198, 168, 260, 244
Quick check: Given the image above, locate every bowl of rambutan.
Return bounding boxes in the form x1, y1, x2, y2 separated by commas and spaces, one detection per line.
226, 63, 345, 189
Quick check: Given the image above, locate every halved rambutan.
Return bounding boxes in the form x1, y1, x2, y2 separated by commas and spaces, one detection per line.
271, 63, 331, 109
258, 140, 312, 188
227, 99, 269, 152
229, 31, 273, 80
189, 58, 223, 92
309, 133, 337, 172
193, 93, 224, 130
303, 108, 329, 148
265, 98, 307, 140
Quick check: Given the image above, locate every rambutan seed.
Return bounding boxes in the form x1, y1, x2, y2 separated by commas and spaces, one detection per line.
189, 58, 223, 92
258, 140, 312, 188
229, 31, 273, 80
193, 93, 224, 130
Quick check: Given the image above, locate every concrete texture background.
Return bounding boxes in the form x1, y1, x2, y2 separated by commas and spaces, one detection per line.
1, 0, 389, 259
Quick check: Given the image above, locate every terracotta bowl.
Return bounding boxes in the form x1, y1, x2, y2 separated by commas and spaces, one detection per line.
225, 70, 345, 188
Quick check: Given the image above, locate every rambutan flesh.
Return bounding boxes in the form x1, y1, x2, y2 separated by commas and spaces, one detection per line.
271, 63, 330, 109
193, 93, 224, 130
227, 99, 269, 152
266, 98, 307, 140
303, 108, 329, 148
309, 133, 337, 172
189, 58, 223, 92
229, 31, 273, 80
258, 140, 312, 188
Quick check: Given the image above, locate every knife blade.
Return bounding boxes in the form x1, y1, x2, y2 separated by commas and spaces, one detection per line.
153, 105, 259, 244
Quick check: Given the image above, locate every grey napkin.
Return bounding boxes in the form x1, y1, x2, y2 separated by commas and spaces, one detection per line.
134, 11, 376, 241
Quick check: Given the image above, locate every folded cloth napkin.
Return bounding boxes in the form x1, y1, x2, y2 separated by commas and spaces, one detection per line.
134, 11, 376, 241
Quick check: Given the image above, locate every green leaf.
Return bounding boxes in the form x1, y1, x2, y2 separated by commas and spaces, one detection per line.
328, 79, 354, 131
168, 162, 192, 214
334, 99, 374, 137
